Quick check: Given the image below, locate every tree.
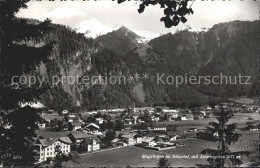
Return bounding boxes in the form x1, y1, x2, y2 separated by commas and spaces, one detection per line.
115, 120, 124, 131
103, 113, 111, 121
79, 139, 89, 152
0, 1, 53, 166
57, 120, 65, 132
53, 145, 63, 168
157, 157, 171, 167
118, 0, 194, 28
107, 120, 115, 130
100, 122, 108, 132
86, 115, 96, 123
104, 130, 116, 145
199, 108, 251, 167
94, 112, 102, 118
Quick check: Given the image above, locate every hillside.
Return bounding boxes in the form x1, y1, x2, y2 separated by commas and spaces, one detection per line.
25, 19, 259, 111
97, 20, 259, 98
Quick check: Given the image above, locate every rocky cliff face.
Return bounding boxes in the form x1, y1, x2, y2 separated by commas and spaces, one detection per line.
37, 24, 135, 111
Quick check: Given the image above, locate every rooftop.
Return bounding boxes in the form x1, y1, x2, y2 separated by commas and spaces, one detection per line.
68, 132, 92, 139
83, 136, 101, 144
38, 137, 72, 147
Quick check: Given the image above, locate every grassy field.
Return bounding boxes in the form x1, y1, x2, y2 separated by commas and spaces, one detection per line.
41, 112, 259, 167
161, 112, 259, 129
64, 131, 258, 167
64, 130, 258, 167
229, 97, 256, 104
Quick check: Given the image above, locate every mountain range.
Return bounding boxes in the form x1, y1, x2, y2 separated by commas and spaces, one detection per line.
33, 18, 259, 111
90, 19, 259, 97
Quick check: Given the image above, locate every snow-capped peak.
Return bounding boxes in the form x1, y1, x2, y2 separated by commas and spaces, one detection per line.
75, 18, 117, 38
134, 30, 160, 43
175, 25, 209, 33
75, 18, 160, 42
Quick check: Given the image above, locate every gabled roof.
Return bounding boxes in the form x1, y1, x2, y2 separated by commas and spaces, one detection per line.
96, 118, 103, 121
142, 137, 154, 143
83, 136, 101, 144
68, 132, 92, 140
66, 114, 79, 120
86, 123, 99, 129
59, 137, 73, 144
122, 128, 134, 135
125, 118, 132, 121
70, 122, 82, 127
41, 114, 63, 121
111, 138, 120, 143
38, 137, 72, 147
151, 123, 167, 128
121, 134, 133, 139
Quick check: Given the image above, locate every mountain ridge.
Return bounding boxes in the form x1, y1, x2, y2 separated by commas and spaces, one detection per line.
23, 18, 259, 111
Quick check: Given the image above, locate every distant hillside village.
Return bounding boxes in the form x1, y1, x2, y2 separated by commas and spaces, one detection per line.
31, 99, 259, 164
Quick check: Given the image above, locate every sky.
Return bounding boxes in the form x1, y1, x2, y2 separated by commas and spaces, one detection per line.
16, 0, 260, 34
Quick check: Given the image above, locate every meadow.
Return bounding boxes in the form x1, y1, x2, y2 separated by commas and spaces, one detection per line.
63, 112, 258, 167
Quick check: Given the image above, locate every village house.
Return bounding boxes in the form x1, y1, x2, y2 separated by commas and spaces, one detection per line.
206, 106, 212, 111
188, 128, 198, 132
85, 123, 100, 134
95, 118, 104, 125
36, 137, 72, 163
124, 118, 133, 125
68, 122, 82, 131
63, 123, 69, 131
167, 131, 179, 141
111, 138, 121, 146
142, 137, 157, 147
41, 113, 63, 123
148, 109, 155, 114
65, 114, 80, 123
38, 123, 46, 129
148, 124, 167, 132
163, 109, 178, 113
45, 110, 56, 114
68, 132, 91, 144
134, 135, 143, 144
151, 116, 160, 122
185, 114, 194, 120
200, 111, 207, 116
247, 125, 259, 131
121, 134, 135, 146
220, 103, 228, 108
80, 136, 101, 152
167, 112, 178, 121
180, 115, 188, 121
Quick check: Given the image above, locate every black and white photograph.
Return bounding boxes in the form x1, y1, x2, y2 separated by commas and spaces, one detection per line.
0, 0, 259, 167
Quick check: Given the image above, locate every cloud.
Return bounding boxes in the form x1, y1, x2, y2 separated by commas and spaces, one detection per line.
45, 6, 86, 19
16, 0, 259, 34
193, 1, 240, 20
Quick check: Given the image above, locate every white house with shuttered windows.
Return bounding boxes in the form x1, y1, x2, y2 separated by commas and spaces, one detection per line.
37, 137, 72, 163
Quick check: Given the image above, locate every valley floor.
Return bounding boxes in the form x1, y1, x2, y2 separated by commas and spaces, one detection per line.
64, 131, 258, 167
60, 112, 258, 167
